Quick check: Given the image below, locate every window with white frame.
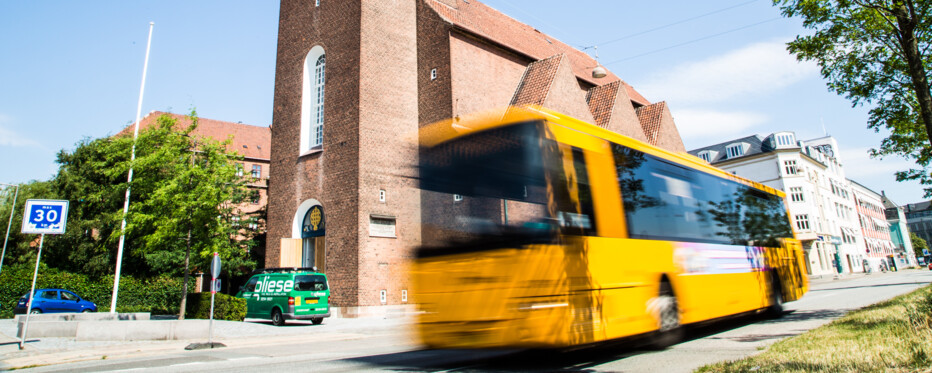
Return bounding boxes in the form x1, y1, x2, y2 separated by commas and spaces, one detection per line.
698, 151, 712, 163
725, 144, 744, 158
795, 214, 810, 231
784, 160, 799, 175
235, 163, 244, 177
300, 46, 326, 153
453, 194, 463, 202
315, 0, 320, 7
789, 186, 804, 202
775, 133, 795, 147
379, 189, 386, 202
251, 164, 262, 179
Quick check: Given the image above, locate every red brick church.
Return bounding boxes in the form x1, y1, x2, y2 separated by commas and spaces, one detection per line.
266, 0, 686, 315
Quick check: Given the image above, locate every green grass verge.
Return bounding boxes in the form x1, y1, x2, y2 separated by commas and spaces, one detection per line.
697, 285, 932, 373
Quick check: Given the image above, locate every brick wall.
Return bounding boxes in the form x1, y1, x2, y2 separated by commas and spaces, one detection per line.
268, 0, 363, 306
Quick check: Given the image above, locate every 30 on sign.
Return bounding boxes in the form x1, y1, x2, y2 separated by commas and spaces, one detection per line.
21, 199, 69, 235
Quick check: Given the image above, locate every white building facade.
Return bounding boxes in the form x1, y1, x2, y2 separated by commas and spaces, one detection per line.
690, 133, 866, 276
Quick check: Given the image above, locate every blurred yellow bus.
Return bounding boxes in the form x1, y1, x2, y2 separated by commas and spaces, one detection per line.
413, 106, 808, 349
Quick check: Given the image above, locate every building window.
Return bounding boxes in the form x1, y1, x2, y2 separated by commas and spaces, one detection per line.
784, 160, 799, 175
380, 290, 387, 304
789, 186, 804, 202
430, 68, 437, 80
369, 216, 396, 238
379, 189, 386, 202
235, 163, 244, 177
251, 191, 261, 205
251, 164, 262, 178
301, 46, 326, 153
316, 0, 320, 6
725, 144, 744, 159
401, 289, 408, 303
795, 214, 810, 231
453, 194, 463, 202
698, 151, 712, 163
775, 133, 795, 147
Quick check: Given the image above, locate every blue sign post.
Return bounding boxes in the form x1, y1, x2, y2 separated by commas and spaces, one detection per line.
19, 199, 68, 350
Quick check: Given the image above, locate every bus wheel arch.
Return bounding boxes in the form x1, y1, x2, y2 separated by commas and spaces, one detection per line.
648, 275, 683, 349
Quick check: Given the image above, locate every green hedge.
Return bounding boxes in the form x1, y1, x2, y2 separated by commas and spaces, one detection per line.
184, 292, 246, 321
0, 263, 188, 318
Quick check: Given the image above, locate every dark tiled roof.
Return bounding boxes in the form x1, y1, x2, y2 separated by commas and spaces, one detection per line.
117, 111, 271, 160
510, 54, 563, 107
635, 102, 667, 145
687, 134, 768, 164
424, 0, 650, 106
586, 80, 620, 129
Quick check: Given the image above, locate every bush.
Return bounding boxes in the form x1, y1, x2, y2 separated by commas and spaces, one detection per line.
0, 262, 188, 318
184, 292, 246, 321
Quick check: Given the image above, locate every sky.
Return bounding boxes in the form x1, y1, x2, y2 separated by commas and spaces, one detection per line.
0, 0, 925, 204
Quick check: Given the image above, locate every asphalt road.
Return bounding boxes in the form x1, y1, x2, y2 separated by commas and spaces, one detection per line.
23, 269, 932, 373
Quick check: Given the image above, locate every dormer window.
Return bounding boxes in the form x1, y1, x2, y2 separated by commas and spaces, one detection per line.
774, 132, 796, 148
698, 151, 712, 163
725, 143, 745, 159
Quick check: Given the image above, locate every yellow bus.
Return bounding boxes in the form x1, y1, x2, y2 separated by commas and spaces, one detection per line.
413, 106, 808, 349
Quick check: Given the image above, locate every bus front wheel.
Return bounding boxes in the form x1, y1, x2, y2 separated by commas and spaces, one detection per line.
766, 274, 784, 319
648, 281, 682, 349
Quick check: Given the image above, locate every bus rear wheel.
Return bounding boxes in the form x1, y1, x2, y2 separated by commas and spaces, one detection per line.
648, 281, 682, 349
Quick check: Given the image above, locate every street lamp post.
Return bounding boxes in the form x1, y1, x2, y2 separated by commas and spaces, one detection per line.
0, 182, 19, 276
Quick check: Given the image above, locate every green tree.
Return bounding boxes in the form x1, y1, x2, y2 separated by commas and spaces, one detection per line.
122, 112, 258, 318
773, 0, 932, 194
912, 232, 929, 258
1, 112, 261, 317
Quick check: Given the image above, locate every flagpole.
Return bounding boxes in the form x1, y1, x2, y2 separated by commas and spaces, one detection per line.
111, 22, 154, 313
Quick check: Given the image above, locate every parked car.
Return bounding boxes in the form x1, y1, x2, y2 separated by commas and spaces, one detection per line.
14, 289, 97, 314
237, 267, 331, 326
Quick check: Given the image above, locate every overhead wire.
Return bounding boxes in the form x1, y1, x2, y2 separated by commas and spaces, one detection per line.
602, 17, 782, 65
583, 0, 762, 49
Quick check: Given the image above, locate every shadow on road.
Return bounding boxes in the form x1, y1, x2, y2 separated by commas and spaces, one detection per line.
344, 309, 840, 372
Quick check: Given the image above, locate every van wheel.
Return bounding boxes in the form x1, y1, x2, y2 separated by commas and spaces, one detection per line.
766, 274, 784, 319
271, 309, 285, 326
311, 317, 323, 325
648, 281, 682, 349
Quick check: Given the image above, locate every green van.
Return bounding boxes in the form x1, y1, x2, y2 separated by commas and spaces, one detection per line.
237, 268, 331, 326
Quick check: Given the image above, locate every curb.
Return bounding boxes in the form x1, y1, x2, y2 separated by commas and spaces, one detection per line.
0, 331, 368, 370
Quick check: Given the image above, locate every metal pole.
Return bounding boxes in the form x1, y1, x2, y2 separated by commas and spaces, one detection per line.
0, 183, 19, 276
19, 234, 43, 350
111, 22, 154, 313
208, 279, 216, 345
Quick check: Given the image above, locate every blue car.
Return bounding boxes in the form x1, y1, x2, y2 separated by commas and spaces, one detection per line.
14, 289, 97, 314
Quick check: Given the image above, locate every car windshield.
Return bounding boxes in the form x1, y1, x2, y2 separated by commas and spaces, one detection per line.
295, 275, 328, 291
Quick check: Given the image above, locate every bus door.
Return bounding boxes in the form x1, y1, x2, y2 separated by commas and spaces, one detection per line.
775, 239, 807, 302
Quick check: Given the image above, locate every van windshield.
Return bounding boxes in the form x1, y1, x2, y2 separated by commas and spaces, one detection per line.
295, 275, 328, 291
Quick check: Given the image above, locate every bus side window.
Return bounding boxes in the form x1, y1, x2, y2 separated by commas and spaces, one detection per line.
550, 145, 597, 236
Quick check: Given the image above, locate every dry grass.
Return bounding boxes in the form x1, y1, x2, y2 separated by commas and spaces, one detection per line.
697, 285, 932, 373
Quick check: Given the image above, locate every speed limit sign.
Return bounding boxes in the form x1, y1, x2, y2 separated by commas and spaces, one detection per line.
21, 199, 69, 235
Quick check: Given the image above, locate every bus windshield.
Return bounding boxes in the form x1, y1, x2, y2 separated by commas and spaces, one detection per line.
419, 122, 556, 250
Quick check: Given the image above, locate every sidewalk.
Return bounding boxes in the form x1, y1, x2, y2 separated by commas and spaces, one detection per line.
0, 314, 413, 370
807, 267, 921, 285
